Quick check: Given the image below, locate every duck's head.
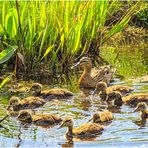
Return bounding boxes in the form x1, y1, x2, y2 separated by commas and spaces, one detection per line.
59, 117, 73, 128
9, 96, 20, 106
92, 82, 107, 95
71, 57, 92, 71
107, 91, 123, 106
92, 113, 101, 123
30, 83, 42, 96
17, 110, 32, 123
133, 102, 147, 112
7, 96, 20, 111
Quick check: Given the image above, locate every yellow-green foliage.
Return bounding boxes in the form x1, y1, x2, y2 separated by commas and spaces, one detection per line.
0, 1, 146, 71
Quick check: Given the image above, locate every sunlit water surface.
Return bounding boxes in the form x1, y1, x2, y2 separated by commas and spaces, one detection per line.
0, 44, 148, 147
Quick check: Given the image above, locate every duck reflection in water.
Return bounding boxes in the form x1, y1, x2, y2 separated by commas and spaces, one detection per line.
61, 140, 74, 148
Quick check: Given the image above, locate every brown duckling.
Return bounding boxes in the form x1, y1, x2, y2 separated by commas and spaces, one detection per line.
7, 96, 46, 111
17, 110, 62, 126
59, 117, 104, 139
122, 93, 148, 106
93, 82, 133, 96
107, 91, 123, 106
71, 57, 115, 89
30, 83, 74, 100
133, 102, 148, 120
89, 110, 113, 124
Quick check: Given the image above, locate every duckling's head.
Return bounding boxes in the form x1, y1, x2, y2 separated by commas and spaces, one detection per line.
71, 57, 92, 71
134, 102, 147, 112
9, 96, 20, 106
17, 110, 32, 123
107, 91, 123, 106
30, 83, 42, 96
92, 82, 107, 95
59, 117, 73, 128
92, 113, 101, 123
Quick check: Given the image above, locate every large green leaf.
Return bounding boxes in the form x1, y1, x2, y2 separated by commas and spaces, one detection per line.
0, 46, 18, 64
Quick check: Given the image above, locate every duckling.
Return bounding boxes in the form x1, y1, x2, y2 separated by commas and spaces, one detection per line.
71, 57, 115, 89
30, 83, 74, 100
93, 82, 133, 96
133, 102, 148, 120
7, 96, 46, 111
88, 110, 113, 124
122, 93, 148, 106
59, 117, 104, 139
17, 110, 62, 126
107, 91, 123, 106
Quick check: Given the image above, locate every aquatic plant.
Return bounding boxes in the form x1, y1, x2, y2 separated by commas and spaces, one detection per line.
0, 0, 147, 75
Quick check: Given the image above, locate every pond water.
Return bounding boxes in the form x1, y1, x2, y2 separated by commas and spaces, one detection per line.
0, 43, 148, 147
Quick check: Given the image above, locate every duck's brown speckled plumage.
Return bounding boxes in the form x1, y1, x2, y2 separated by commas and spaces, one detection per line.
72, 57, 115, 89
134, 102, 148, 119
122, 93, 148, 106
8, 96, 46, 111
17, 110, 62, 126
30, 83, 74, 100
91, 110, 113, 123
93, 82, 133, 96
59, 117, 104, 138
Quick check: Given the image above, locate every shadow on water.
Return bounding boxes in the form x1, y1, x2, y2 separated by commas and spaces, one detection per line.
0, 43, 148, 147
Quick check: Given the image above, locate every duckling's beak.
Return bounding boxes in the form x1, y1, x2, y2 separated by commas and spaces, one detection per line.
71, 62, 80, 69
133, 107, 139, 113
92, 88, 98, 95
58, 123, 64, 129
6, 105, 12, 110
86, 118, 93, 123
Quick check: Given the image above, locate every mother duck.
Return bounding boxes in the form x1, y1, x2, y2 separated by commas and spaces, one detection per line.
72, 57, 115, 89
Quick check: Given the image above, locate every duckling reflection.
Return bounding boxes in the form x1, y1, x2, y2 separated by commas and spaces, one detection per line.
58, 117, 104, 140
61, 140, 74, 148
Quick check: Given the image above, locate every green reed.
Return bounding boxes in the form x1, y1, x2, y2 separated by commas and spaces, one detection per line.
0, 0, 147, 73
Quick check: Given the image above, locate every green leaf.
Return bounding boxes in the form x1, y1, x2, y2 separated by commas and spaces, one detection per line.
0, 46, 18, 64
0, 77, 11, 89
40, 45, 54, 60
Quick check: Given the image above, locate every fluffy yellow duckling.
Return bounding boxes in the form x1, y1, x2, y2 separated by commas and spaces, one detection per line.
17, 110, 62, 126
7, 96, 46, 111
71, 57, 115, 89
93, 82, 133, 96
59, 117, 104, 139
30, 83, 74, 100
133, 102, 148, 120
89, 110, 113, 123
122, 93, 148, 106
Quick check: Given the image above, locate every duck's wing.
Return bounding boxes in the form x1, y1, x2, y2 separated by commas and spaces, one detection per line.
91, 66, 115, 85
73, 123, 104, 136
42, 89, 73, 97
107, 85, 133, 94
99, 111, 113, 122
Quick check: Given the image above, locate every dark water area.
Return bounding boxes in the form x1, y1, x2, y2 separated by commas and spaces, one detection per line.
0, 43, 148, 147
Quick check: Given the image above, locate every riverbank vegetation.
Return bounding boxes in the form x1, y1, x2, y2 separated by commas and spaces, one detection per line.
0, 1, 147, 85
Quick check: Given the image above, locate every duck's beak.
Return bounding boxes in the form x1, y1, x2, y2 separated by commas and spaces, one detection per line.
92, 88, 98, 95
133, 107, 139, 113
58, 123, 64, 129
86, 118, 93, 123
71, 62, 80, 69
